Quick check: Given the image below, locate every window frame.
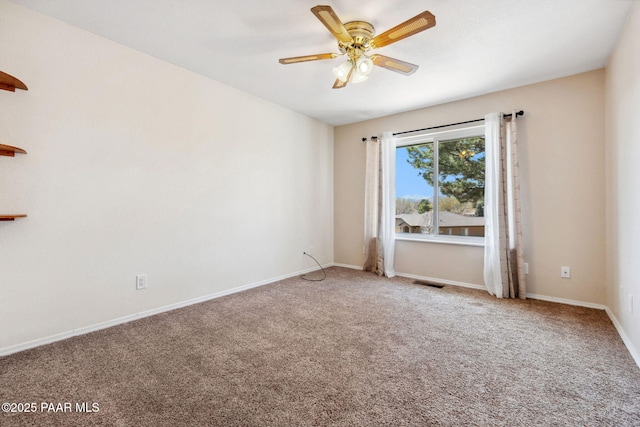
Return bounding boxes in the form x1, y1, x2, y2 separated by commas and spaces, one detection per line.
395, 124, 486, 246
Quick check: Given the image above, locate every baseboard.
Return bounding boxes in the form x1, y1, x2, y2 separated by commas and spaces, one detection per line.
524, 292, 608, 310
395, 271, 486, 291
603, 307, 640, 369
0, 264, 326, 357
392, 272, 611, 312
332, 265, 486, 294
331, 262, 364, 270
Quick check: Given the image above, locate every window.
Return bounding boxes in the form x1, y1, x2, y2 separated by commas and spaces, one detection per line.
395, 125, 485, 241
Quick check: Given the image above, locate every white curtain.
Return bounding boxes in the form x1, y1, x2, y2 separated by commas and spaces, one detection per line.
483, 112, 525, 298
363, 131, 396, 277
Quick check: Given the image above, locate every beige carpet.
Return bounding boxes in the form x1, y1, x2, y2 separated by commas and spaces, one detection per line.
1, 267, 639, 426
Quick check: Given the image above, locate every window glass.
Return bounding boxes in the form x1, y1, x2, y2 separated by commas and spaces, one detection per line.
396, 129, 485, 239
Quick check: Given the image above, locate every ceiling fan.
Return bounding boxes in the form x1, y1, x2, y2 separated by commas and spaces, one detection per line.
279, 5, 436, 89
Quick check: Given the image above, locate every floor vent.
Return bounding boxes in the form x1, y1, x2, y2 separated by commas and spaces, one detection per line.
412, 280, 445, 289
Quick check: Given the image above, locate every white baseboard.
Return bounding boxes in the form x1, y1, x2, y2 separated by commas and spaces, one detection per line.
604, 307, 640, 369
331, 262, 364, 270
395, 271, 486, 291
332, 264, 486, 294
524, 292, 608, 310
0, 264, 326, 357
393, 271, 611, 312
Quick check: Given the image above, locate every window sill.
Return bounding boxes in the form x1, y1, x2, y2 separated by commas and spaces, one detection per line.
395, 233, 485, 247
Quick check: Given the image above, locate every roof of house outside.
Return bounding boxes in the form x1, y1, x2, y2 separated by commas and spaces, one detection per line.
396, 213, 432, 227
396, 212, 484, 227
437, 211, 485, 227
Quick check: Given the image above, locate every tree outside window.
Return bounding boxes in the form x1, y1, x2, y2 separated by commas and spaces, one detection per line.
396, 133, 485, 238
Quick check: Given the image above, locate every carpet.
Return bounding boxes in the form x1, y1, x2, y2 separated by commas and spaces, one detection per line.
1, 267, 639, 426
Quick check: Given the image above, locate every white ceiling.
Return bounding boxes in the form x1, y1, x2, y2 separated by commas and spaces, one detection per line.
9, 0, 634, 126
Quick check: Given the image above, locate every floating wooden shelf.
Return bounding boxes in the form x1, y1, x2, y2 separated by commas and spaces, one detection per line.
2, 71, 29, 221
0, 144, 27, 157
0, 71, 28, 92
0, 214, 27, 221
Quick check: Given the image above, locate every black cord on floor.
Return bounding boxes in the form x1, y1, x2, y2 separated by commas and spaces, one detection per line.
301, 252, 326, 282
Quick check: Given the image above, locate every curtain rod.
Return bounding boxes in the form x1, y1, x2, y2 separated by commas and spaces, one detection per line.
361, 110, 524, 141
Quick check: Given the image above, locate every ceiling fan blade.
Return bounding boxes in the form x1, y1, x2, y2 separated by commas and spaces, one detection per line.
332, 79, 348, 89
279, 53, 339, 64
311, 5, 353, 44
370, 54, 419, 75
332, 67, 353, 89
371, 11, 436, 48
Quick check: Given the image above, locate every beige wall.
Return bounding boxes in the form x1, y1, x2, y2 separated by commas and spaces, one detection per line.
605, 2, 640, 362
0, 1, 333, 354
335, 70, 606, 304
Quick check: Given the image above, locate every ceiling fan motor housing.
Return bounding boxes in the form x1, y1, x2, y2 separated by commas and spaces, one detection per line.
339, 21, 375, 61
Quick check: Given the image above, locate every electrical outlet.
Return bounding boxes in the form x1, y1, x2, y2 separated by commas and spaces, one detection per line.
523, 263, 529, 275
560, 266, 571, 279
136, 274, 147, 290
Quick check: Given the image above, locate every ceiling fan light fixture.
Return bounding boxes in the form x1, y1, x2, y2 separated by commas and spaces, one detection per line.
356, 55, 374, 75
351, 69, 368, 84
332, 60, 353, 82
